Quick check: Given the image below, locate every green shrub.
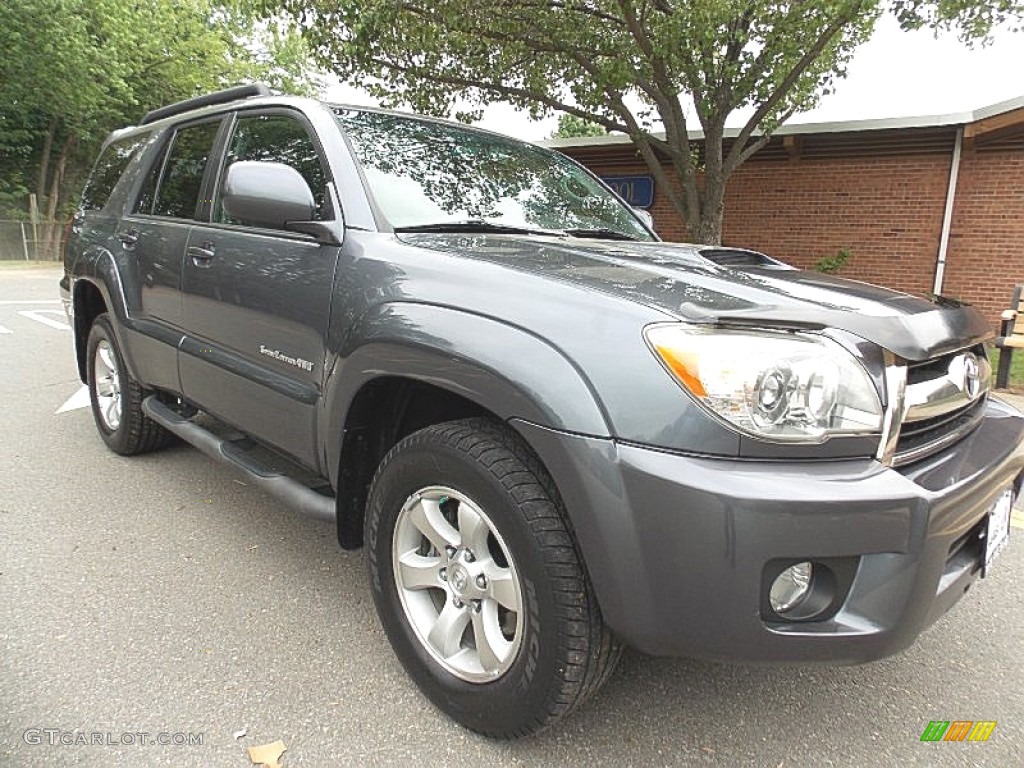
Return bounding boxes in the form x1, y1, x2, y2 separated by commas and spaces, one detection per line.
813, 247, 852, 274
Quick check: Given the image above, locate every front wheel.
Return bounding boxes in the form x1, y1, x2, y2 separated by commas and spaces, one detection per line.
365, 419, 621, 738
86, 314, 173, 455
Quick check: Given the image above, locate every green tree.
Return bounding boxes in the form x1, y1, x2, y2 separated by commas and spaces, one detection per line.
0, 0, 317, 226
264, 0, 1023, 244
552, 114, 607, 139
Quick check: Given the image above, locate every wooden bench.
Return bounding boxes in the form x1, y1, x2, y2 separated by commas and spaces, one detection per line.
995, 283, 1024, 388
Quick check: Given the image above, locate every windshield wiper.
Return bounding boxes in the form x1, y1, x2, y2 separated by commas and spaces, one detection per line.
563, 228, 641, 241
395, 220, 564, 236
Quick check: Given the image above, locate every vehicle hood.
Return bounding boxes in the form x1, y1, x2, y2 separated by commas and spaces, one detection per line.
398, 233, 992, 361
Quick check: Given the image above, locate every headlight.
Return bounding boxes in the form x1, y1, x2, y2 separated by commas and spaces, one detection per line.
645, 324, 883, 442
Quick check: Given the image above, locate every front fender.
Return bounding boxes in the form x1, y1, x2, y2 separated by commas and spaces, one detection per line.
321, 302, 611, 486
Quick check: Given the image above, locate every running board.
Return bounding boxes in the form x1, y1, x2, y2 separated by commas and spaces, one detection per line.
142, 396, 336, 523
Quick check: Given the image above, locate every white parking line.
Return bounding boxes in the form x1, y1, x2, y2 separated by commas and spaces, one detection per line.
56, 385, 91, 414
0, 324, 11, 334
17, 309, 70, 330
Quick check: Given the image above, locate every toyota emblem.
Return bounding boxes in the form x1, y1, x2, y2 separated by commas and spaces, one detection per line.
962, 353, 981, 400
450, 565, 468, 593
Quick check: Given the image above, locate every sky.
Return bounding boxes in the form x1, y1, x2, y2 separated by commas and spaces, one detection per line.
324, 15, 1024, 141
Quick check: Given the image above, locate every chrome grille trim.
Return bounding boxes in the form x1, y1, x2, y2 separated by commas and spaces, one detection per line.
891, 400, 987, 467
879, 347, 991, 467
903, 352, 990, 422
876, 351, 906, 466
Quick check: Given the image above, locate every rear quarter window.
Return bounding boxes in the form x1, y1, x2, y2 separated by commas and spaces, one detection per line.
134, 137, 171, 215
80, 134, 149, 211
151, 120, 222, 220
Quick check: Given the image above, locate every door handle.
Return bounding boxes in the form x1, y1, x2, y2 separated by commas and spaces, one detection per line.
117, 228, 139, 247
188, 242, 216, 267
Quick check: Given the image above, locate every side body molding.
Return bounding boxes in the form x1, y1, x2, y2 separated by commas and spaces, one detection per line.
321, 302, 612, 487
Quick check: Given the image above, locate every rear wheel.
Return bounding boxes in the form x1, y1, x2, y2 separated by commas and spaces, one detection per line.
86, 314, 173, 455
365, 418, 621, 738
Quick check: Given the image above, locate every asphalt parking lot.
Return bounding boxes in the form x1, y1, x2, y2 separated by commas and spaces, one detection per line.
2, 264, 1023, 767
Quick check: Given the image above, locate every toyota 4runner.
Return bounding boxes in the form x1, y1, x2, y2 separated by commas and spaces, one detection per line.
61, 85, 1024, 738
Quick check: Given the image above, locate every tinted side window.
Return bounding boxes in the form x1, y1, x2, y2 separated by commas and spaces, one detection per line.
152, 121, 221, 220
134, 137, 171, 215
81, 134, 149, 211
217, 114, 327, 224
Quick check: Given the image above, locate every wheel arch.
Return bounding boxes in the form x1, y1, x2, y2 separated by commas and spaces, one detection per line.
323, 303, 612, 549
71, 250, 140, 384
332, 376, 493, 548
72, 278, 110, 383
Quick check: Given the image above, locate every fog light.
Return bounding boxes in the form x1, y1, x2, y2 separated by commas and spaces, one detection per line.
769, 561, 813, 613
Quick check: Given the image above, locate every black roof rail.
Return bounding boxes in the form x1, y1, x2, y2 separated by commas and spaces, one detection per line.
140, 83, 272, 126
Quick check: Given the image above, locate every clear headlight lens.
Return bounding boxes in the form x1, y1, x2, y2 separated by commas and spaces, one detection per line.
645, 325, 883, 442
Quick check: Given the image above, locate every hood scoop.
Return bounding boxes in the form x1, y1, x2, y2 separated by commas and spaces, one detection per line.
699, 248, 791, 269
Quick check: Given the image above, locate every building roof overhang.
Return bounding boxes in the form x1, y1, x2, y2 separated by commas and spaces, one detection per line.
542, 94, 1024, 152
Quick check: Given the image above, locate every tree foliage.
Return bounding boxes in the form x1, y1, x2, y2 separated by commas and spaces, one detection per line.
0, 0, 318, 223
267, 0, 1023, 244
553, 114, 607, 139
892, 0, 1023, 37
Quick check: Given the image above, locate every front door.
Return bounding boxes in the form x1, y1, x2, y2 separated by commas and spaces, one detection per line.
178, 110, 338, 468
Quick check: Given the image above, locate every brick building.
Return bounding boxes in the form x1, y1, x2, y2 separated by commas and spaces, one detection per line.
546, 97, 1024, 328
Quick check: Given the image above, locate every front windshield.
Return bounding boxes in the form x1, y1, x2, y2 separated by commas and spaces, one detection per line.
334, 108, 653, 240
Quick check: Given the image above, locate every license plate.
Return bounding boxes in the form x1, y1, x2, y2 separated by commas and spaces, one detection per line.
983, 489, 1014, 576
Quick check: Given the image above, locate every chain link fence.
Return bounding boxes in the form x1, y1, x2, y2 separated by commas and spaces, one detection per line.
0, 220, 65, 261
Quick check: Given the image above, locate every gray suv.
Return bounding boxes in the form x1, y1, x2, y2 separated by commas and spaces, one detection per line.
61, 85, 1024, 737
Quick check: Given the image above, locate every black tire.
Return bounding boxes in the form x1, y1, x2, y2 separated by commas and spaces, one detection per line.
86, 314, 173, 455
365, 418, 621, 738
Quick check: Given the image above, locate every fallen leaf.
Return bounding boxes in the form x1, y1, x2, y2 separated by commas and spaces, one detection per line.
233, 729, 247, 740
248, 740, 286, 766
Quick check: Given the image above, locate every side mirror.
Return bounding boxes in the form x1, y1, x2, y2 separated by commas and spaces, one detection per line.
222, 161, 315, 229
633, 207, 654, 231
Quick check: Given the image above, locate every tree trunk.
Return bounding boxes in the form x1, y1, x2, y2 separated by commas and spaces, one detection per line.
663, 167, 725, 246
653, 123, 727, 246
692, 208, 724, 245
44, 132, 76, 259
36, 115, 59, 209
693, 172, 726, 245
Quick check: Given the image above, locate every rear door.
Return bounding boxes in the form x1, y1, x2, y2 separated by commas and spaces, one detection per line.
178, 109, 338, 468
115, 118, 225, 391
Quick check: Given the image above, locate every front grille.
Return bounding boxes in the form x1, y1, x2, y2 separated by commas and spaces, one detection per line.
907, 351, 959, 386
894, 398, 987, 465
891, 345, 990, 467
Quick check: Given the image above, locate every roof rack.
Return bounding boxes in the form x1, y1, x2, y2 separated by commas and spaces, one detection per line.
140, 83, 272, 126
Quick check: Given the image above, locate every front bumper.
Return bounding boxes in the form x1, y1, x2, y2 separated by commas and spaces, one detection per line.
514, 397, 1024, 663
